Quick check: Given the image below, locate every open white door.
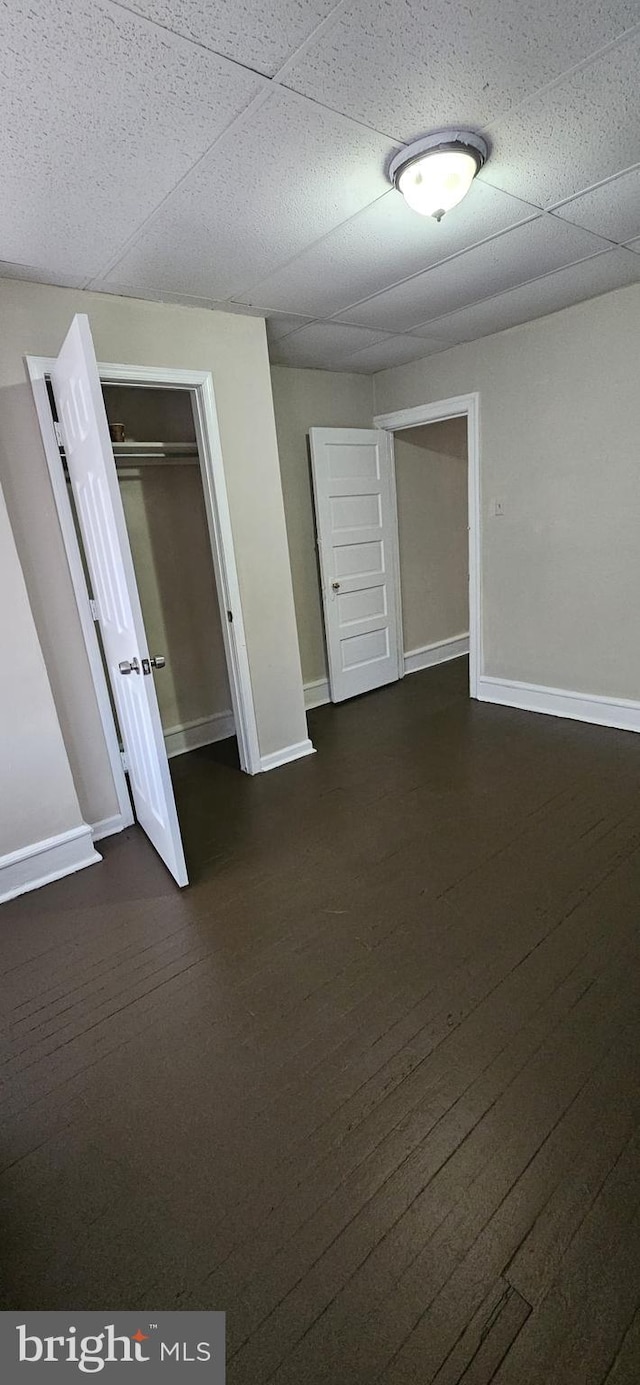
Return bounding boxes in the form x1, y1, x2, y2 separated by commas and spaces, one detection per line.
51, 315, 188, 886
310, 427, 401, 702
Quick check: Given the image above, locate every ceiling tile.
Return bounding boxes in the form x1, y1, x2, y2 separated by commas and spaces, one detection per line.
417, 248, 640, 343
122, 0, 341, 78
88, 281, 264, 314
0, 260, 87, 290
341, 334, 452, 374
89, 281, 189, 304
269, 321, 390, 367
236, 182, 538, 317
265, 313, 316, 343
103, 86, 391, 299
482, 29, 640, 207
0, 0, 265, 279
281, 0, 640, 141
334, 215, 609, 333
552, 165, 640, 244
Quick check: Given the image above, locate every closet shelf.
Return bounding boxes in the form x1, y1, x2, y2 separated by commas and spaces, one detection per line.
58, 440, 200, 476
112, 441, 198, 463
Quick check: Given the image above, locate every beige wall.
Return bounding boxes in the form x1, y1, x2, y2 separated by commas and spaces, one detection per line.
103, 385, 194, 445
395, 418, 468, 653
374, 283, 640, 701
120, 468, 232, 733
0, 280, 307, 832
271, 365, 374, 685
0, 481, 84, 858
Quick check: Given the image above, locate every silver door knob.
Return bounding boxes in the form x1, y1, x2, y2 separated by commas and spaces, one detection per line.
332, 581, 341, 591
119, 658, 140, 675
150, 655, 165, 668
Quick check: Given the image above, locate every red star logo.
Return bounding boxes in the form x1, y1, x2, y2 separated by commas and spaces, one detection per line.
131, 1330, 150, 1343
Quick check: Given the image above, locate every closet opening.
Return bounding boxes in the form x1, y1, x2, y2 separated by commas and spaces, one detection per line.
29, 334, 261, 885
47, 377, 243, 839
101, 383, 237, 765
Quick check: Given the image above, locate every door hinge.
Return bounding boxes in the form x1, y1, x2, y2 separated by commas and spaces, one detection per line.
120, 749, 129, 773
89, 598, 99, 621
227, 609, 233, 623
53, 422, 63, 447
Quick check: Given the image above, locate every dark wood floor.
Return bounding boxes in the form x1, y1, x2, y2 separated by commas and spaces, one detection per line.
2, 659, 640, 1383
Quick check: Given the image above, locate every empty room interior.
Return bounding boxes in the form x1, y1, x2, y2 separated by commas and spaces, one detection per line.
1, 1, 640, 1380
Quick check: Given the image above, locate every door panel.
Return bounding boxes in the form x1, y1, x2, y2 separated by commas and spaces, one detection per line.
51, 315, 188, 886
309, 427, 401, 702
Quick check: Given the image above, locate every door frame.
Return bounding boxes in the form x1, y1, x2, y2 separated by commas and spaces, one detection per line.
27, 356, 262, 840
373, 393, 481, 698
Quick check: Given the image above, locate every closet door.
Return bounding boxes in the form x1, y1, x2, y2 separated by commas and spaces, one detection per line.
309, 427, 401, 702
51, 314, 188, 887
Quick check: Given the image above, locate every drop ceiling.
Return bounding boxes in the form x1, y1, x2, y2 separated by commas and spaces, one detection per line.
2, 0, 640, 373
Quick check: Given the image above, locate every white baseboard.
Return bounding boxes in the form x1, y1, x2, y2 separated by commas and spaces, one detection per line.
404, 634, 470, 675
0, 824, 101, 905
164, 710, 235, 758
304, 677, 330, 709
92, 811, 133, 842
478, 675, 640, 734
260, 738, 316, 772
304, 641, 470, 705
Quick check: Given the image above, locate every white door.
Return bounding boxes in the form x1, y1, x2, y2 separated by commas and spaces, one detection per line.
309, 427, 401, 702
51, 315, 188, 886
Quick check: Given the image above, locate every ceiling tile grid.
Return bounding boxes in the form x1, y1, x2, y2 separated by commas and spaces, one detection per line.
0, 259, 87, 290
269, 320, 391, 367
119, 0, 343, 77
551, 164, 640, 244
233, 181, 540, 317
334, 332, 456, 374
279, 0, 640, 140
89, 281, 302, 323
331, 214, 612, 334
0, 0, 265, 278
1, 0, 640, 370
98, 85, 392, 299
265, 313, 317, 343
480, 27, 640, 208
85, 280, 227, 308
265, 244, 640, 369
410, 248, 640, 346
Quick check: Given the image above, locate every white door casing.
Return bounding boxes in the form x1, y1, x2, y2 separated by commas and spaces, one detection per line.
374, 394, 480, 698
309, 427, 401, 702
51, 315, 188, 886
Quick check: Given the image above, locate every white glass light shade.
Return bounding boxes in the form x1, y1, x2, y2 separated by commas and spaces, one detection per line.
397, 148, 478, 218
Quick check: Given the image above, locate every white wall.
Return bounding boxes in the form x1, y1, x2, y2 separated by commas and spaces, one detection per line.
271, 365, 374, 685
0, 280, 307, 833
0, 481, 85, 859
374, 284, 640, 702
394, 418, 468, 654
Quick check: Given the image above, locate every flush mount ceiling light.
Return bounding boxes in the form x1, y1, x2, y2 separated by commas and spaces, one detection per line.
389, 130, 488, 221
